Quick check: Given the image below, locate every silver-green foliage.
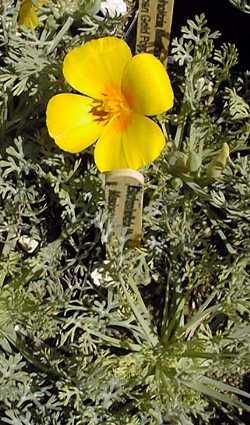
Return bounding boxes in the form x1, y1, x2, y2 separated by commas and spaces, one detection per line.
228, 0, 250, 13
0, 5, 250, 425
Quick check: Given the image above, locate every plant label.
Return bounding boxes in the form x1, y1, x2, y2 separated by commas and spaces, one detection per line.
136, 0, 175, 63
105, 169, 144, 247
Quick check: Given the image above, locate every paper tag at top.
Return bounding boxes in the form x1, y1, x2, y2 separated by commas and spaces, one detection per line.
136, 0, 175, 63
105, 169, 144, 247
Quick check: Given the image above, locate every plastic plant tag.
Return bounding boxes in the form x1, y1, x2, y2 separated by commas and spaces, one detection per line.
136, 0, 175, 63
105, 169, 144, 247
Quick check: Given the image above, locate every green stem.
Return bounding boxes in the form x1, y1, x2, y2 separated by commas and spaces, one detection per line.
119, 276, 158, 348
90, 329, 141, 352
160, 255, 171, 339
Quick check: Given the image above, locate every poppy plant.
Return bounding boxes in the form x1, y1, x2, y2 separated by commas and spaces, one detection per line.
46, 36, 174, 172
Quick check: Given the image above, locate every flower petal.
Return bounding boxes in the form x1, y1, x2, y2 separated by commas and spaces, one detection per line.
94, 113, 165, 172
122, 53, 174, 116
46, 94, 103, 153
19, 0, 47, 29
63, 37, 132, 99
19, 0, 38, 29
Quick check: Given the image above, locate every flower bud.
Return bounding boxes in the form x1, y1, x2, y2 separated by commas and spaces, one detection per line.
207, 143, 230, 179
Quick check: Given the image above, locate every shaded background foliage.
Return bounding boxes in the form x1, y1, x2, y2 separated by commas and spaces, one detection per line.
0, 1, 249, 424
172, 0, 250, 69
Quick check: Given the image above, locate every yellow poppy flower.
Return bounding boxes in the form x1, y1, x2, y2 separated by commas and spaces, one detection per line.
46, 36, 174, 172
19, 0, 47, 29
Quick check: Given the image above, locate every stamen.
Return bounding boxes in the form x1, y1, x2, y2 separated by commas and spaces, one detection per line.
90, 100, 110, 124
90, 88, 132, 131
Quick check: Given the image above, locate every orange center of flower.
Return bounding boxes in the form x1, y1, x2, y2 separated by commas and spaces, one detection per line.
90, 86, 132, 132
